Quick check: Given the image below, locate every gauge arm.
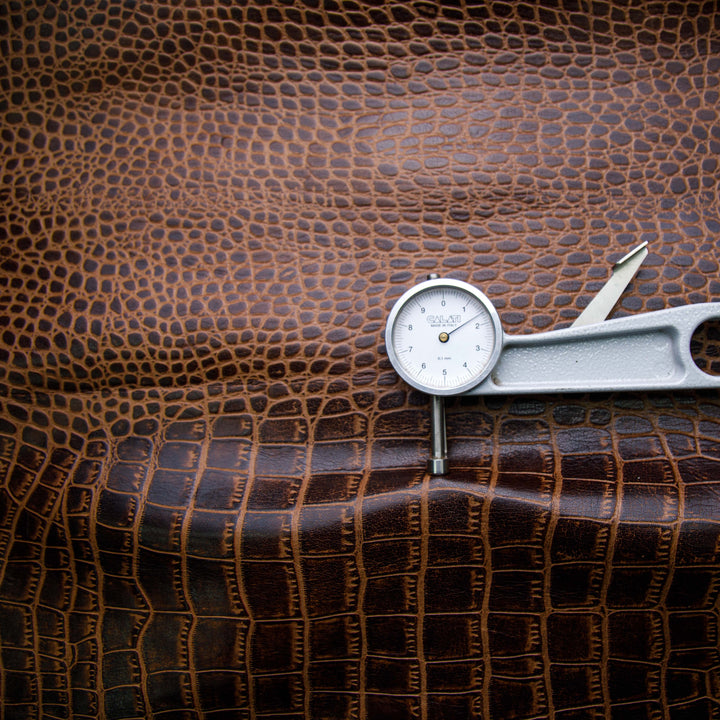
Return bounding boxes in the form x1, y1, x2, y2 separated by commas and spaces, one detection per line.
466, 303, 720, 396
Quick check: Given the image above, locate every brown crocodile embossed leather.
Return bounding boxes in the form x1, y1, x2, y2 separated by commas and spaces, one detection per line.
2, 2, 720, 718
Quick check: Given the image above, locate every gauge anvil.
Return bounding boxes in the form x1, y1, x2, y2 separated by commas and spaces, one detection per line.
384, 244, 720, 474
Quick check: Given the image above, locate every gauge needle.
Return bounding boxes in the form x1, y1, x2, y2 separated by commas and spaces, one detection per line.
446, 311, 485, 337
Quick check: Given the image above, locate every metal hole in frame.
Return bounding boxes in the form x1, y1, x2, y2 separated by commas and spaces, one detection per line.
691, 318, 720, 377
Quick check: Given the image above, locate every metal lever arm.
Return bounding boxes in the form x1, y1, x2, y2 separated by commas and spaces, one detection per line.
572, 241, 648, 327
467, 303, 720, 396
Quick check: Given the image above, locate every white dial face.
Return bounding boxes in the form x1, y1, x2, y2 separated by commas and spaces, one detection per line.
386, 279, 503, 395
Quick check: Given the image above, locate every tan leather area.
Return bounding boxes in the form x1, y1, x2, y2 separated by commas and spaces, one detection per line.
2, 2, 720, 718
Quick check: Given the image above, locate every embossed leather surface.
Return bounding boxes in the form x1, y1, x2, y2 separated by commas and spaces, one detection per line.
2, 2, 720, 718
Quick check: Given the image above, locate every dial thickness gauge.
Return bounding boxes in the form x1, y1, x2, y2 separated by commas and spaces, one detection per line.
384, 250, 720, 474
386, 277, 503, 396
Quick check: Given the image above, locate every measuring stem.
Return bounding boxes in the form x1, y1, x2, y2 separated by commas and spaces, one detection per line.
428, 394, 448, 475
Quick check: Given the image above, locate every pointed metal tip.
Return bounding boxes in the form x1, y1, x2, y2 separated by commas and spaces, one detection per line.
572, 241, 650, 328
615, 241, 649, 268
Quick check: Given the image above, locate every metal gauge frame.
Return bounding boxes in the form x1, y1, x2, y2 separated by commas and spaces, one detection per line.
383, 247, 720, 474
385, 277, 504, 396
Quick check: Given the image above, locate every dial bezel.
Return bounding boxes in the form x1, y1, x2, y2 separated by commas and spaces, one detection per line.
385, 277, 504, 396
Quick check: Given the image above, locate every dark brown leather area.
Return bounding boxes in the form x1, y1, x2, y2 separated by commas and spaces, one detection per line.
2, 2, 720, 718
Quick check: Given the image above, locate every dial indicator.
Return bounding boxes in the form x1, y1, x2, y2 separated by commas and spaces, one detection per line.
385, 278, 503, 395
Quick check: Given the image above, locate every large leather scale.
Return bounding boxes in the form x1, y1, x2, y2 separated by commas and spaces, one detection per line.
2, 2, 720, 718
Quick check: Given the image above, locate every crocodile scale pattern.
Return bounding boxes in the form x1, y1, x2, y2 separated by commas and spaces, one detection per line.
2, 2, 720, 718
